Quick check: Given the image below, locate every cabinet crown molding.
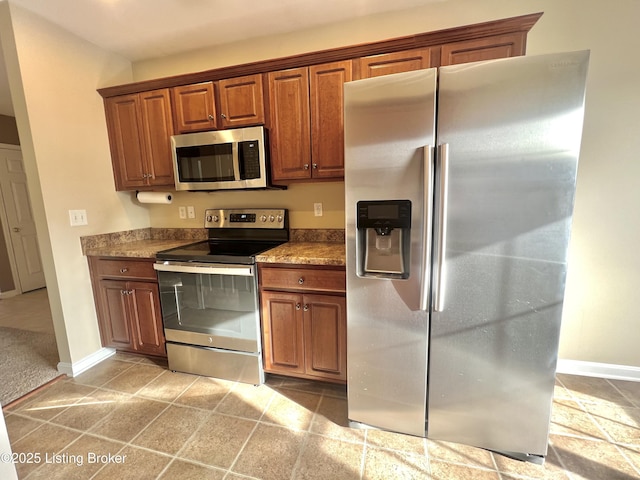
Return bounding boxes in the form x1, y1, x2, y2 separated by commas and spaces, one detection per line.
97, 12, 542, 98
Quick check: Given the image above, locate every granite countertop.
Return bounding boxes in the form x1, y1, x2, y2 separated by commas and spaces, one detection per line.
84, 239, 198, 259
81, 228, 346, 265
256, 242, 345, 267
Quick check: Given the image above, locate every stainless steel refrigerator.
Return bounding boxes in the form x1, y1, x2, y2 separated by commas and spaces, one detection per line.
344, 51, 589, 463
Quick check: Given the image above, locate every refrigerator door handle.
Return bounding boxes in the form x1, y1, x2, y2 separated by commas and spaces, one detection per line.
433, 143, 449, 312
420, 145, 435, 311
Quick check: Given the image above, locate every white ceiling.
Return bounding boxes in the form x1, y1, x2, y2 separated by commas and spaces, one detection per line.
0, 0, 442, 117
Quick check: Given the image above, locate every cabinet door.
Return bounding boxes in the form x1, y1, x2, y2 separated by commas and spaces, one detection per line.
172, 82, 218, 133
439, 33, 526, 66
98, 279, 135, 350
130, 281, 166, 356
218, 74, 265, 128
261, 291, 305, 374
139, 89, 175, 187
303, 294, 347, 381
309, 61, 351, 179
104, 94, 148, 190
267, 68, 311, 181
359, 48, 433, 78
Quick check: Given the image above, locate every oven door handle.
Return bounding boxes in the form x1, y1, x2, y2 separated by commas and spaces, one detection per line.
154, 262, 254, 276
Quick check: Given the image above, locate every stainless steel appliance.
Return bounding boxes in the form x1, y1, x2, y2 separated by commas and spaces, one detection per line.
344, 51, 589, 463
172, 126, 280, 191
154, 208, 288, 384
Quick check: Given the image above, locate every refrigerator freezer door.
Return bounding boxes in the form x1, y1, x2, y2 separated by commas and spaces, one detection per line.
345, 69, 436, 436
429, 51, 589, 457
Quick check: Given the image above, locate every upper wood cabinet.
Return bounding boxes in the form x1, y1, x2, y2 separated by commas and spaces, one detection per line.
439, 33, 526, 66
172, 81, 218, 133
104, 88, 174, 191
267, 67, 312, 181
309, 61, 352, 179
358, 48, 433, 78
218, 74, 265, 128
99, 14, 541, 191
268, 60, 351, 182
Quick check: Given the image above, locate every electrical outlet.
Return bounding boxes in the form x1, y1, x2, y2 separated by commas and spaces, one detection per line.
69, 209, 88, 226
187, 206, 196, 219
314, 203, 323, 217
178, 206, 187, 219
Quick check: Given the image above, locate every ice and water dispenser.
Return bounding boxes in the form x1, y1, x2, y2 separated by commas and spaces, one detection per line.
356, 200, 411, 279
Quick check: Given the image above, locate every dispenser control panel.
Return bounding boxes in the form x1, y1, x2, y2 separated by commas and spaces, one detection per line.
357, 200, 411, 231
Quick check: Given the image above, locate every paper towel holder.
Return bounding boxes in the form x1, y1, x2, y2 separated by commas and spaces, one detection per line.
135, 191, 173, 204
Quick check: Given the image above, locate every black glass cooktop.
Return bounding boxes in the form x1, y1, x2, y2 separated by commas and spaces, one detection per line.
156, 240, 283, 264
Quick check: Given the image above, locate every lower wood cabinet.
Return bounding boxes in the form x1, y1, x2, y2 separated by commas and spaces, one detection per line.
88, 257, 166, 357
259, 265, 346, 383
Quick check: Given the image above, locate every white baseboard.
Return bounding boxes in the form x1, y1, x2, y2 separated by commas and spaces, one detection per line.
57, 347, 116, 377
556, 359, 640, 382
0, 290, 20, 299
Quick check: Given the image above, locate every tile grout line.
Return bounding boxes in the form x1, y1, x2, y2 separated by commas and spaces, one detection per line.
553, 376, 639, 479
288, 390, 325, 480
602, 378, 640, 477
225, 383, 279, 478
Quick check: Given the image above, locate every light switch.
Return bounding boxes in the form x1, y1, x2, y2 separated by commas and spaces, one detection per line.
187, 206, 196, 219
314, 203, 323, 217
178, 206, 187, 219
69, 209, 88, 226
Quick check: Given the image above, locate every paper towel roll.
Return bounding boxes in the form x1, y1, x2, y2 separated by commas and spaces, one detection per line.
136, 191, 173, 204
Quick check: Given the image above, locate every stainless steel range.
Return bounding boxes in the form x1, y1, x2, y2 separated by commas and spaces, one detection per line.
154, 208, 288, 384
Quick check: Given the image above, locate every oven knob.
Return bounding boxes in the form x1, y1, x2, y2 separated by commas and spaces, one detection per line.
212, 215, 219, 223
277, 214, 283, 223
269, 215, 275, 222
206, 215, 213, 222
260, 215, 267, 222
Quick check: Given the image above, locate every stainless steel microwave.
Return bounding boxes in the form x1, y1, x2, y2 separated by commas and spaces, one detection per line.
171, 126, 271, 191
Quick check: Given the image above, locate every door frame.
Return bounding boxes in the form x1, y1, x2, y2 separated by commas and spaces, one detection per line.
0, 143, 25, 298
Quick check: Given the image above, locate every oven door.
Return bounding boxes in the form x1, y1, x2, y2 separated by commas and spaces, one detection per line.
154, 261, 260, 353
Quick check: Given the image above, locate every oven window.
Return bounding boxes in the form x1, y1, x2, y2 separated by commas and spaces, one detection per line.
176, 144, 235, 182
157, 271, 258, 341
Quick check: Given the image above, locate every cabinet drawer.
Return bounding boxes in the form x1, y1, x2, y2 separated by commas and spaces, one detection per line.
93, 258, 157, 280
260, 267, 345, 293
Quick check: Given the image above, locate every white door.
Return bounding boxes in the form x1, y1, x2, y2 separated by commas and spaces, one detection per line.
0, 147, 45, 293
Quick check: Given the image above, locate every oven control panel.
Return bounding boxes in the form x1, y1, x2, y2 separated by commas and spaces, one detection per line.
205, 208, 287, 229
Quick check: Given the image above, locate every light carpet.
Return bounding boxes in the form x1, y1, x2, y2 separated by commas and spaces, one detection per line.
0, 326, 60, 406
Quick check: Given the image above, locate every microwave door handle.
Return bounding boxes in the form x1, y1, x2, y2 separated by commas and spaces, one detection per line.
232, 141, 241, 181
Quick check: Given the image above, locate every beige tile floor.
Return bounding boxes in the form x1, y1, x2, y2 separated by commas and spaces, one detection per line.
2, 352, 640, 480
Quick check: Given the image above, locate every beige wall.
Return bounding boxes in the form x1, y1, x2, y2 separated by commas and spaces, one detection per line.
0, 114, 19, 144
0, 2, 145, 364
134, 0, 640, 369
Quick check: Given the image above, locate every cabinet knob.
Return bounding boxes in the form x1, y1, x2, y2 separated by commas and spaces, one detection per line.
298, 277, 304, 285
303, 164, 309, 170
296, 303, 301, 310
303, 304, 309, 312
120, 268, 128, 273
221, 113, 227, 119
208, 114, 214, 121
312, 163, 318, 169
